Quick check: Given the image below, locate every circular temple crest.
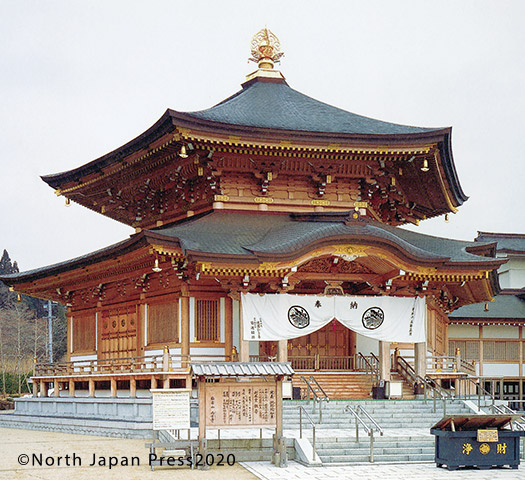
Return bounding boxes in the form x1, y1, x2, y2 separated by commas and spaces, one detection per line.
249, 28, 284, 69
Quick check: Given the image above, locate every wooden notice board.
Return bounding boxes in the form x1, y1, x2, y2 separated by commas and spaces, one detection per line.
151, 388, 191, 430
205, 382, 277, 428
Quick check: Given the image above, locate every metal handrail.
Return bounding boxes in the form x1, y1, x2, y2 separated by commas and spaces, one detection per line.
356, 405, 383, 436
491, 404, 525, 431
358, 352, 379, 386
416, 375, 451, 415
369, 352, 380, 365
300, 375, 329, 422
345, 405, 383, 463
396, 355, 418, 389
396, 355, 452, 414
306, 375, 329, 402
298, 406, 316, 460
470, 377, 494, 412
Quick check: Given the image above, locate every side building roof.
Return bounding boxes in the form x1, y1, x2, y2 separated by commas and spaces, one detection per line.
476, 232, 525, 254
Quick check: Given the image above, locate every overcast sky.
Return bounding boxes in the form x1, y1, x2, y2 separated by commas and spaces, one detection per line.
1, 1, 524, 272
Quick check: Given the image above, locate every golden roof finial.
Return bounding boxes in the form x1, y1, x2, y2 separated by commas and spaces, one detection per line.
249, 28, 284, 70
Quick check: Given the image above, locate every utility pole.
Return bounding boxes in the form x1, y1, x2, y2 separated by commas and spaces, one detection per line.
44, 300, 55, 363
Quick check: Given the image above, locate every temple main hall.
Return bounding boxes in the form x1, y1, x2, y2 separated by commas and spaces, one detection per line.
2, 29, 503, 400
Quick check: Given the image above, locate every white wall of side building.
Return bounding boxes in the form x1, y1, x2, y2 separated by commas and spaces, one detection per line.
497, 254, 525, 289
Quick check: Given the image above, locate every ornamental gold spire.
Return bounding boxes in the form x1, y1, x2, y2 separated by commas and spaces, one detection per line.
249, 28, 284, 70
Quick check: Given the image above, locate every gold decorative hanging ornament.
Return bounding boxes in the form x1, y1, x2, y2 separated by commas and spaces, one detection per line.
179, 145, 188, 158
249, 28, 284, 69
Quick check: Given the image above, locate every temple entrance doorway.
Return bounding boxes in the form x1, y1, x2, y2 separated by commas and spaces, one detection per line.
259, 319, 357, 370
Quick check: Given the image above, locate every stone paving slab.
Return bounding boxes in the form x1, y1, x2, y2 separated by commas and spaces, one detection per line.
241, 461, 525, 480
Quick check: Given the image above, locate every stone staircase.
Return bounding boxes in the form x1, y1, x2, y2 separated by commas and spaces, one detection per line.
283, 398, 474, 464
291, 372, 415, 400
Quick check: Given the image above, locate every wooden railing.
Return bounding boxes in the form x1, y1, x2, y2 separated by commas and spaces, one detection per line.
399, 354, 476, 375
34, 353, 231, 378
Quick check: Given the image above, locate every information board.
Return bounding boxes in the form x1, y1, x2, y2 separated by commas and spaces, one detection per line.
205, 383, 277, 428
151, 388, 191, 430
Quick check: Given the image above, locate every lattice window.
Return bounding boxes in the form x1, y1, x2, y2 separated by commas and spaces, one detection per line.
449, 340, 479, 361
484, 341, 495, 361
148, 301, 178, 345
195, 299, 220, 342
483, 341, 520, 361
449, 340, 464, 357
465, 341, 480, 361
72, 312, 96, 353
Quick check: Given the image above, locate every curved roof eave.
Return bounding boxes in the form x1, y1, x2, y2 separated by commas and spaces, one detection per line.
438, 130, 468, 206
0, 231, 176, 286
40, 110, 455, 191
41, 109, 177, 189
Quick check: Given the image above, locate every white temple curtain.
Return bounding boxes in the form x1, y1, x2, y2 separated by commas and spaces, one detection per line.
242, 293, 426, 343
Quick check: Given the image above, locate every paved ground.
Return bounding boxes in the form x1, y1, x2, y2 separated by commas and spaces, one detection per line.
242, 461, 525, 480
1, 427, 524, 480
0, 428, 256, 480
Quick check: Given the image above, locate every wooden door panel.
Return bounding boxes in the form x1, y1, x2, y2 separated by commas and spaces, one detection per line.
98, 305, 139, 359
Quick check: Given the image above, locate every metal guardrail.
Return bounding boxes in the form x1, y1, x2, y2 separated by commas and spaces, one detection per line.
345, 405, 383, 462
298, 406, 316, 460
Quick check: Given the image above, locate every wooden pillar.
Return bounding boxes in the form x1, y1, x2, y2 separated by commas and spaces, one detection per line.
181, 294, 190, 367
239, 298, 249, 362
415, 342, 427, 377
414, 342, 427, 394
277, 340, 288, 363
225, 297, 233, 361
455, 347, 461, 372
519, 327, 523, 379
53, 379, 59, 397
198, 377, 207, 456
378, 341, 391, 382
110, 378, 117, 397
130, 377, 136, 398
32, 380, 38, 397
88, 378, 95, 397
150, 375, 157, 390
479, 325, 484, 376
162, 346, 170, 371
68, 379, 75, 397
348, 330, 357, 357
274, 376, 286, 466
40, 380, 48, 397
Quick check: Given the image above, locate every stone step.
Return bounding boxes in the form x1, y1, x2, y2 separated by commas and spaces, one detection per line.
318, 446, 434, 456
315, 437, 434, 455
320, 453, 434, 463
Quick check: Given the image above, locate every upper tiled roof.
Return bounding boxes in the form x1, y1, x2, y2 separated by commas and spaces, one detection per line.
476, 232, 525, 254
187, 77, 440, 136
